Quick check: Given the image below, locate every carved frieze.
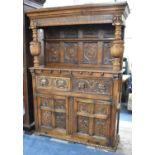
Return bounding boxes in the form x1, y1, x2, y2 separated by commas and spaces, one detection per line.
73, 79, 112, 95
36, 76, 71, 91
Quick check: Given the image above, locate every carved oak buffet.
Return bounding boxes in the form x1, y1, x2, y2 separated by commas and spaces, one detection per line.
26, 2, 130, 150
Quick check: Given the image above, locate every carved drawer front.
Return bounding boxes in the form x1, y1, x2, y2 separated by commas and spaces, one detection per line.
72, 78, 112, 95
36, 76, 71, 91
37, 95, 69, 133
73, 98, 111, 145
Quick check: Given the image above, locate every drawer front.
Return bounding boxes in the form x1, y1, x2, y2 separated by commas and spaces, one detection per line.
36, 76, 71, 91
72, 78, 112, 95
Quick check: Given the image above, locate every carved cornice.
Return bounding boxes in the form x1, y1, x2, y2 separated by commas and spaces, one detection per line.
26, 2, 130, 27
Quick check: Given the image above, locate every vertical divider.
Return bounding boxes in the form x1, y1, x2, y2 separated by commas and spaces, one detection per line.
89, 101, 95, 136
66, 97, 69, 134
78, 30, 83, 64
60, 31, 64, 63
97, 30, 104, 65
51, 98, 56, 128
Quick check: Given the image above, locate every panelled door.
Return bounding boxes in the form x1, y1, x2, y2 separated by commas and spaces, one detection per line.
73, 98, 111, 146
37, 95, 69, 134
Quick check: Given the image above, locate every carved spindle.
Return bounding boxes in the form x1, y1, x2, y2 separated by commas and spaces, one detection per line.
30, 20, 41, 67
111, 16, 124, 71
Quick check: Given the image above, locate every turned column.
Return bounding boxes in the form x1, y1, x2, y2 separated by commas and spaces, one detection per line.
29, 20, 41, 67
111, 16, 124, 71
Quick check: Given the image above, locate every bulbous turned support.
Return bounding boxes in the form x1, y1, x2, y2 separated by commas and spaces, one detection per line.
30, 41, 41, 67
111, 16, 124, 71
29, 20, 41, 67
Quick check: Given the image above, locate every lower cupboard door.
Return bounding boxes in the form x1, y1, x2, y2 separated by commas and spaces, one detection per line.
73, 98, 111, 146
37, 95, 69, 135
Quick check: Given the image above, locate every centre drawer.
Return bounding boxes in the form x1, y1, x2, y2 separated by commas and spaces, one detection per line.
72, 78, 113, 96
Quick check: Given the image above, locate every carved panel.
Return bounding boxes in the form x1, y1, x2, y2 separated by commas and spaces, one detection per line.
78, 102, 90, 113
78, 116, 89, 134
94, 104, 110, 115
55, 113, 66, 129
41, 110, 52, 127
46, 43, 60, 63
64, 43, 78, 63
40, 97, 53, 107
83, 43, 98, 64
94, 119, 106, 136
36, 76, 71, 91
54, 99, 66, 110
73, 79, 112, 95
103, 42, 112, 65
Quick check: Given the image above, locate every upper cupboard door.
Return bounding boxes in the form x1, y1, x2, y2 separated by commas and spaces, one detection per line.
37, 95, 69, 134
73, 98, 111, 146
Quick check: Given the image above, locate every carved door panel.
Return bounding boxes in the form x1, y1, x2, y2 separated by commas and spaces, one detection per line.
73, 98, 111, 145
37, 95, 69, 134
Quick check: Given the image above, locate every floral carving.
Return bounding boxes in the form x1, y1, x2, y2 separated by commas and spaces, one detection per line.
83, 43, 97, 64
64, 43, 78, 63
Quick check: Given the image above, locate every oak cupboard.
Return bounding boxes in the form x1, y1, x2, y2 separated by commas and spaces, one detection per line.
26, 2, 130, 150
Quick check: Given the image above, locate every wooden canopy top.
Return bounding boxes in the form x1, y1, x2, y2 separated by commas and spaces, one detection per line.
26, 1, 130, 28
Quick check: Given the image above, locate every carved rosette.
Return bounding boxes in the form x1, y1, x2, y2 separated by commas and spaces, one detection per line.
111, 15, 124, 71
29, 20, 41, 67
